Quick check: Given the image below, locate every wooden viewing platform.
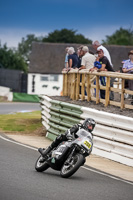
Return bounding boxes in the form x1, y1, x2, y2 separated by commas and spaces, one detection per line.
62, 69, 133, 110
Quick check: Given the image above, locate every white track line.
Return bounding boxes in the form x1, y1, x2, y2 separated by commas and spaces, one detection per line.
0, 135, 37, 151
0, 135, 133, 185
82, 166, 133, 185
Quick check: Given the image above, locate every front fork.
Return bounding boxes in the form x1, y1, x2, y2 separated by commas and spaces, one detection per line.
66, 146, 77, 163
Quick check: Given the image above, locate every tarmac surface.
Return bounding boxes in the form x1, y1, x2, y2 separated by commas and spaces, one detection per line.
5, 133, 133, 183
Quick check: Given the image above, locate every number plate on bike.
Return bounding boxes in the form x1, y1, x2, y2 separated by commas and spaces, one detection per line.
84, 141, 91, 149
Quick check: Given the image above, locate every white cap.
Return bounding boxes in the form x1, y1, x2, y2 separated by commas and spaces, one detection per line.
82, 46, 89, 52
68, 47, 75, 54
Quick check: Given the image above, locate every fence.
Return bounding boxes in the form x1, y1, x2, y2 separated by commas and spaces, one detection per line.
0, 68, 27, 93
40, 95, 133, 167
62, 69, 133, 110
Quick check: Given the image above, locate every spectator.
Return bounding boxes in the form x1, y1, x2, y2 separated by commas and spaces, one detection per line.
77, 45, 84, 68
64, 47, 69, 69
90, 49, 115, 100
92, 40, 113, 67
68, 47, 78, 69
78, 46, 96, 96
122, 50, 133, 103
79, 46, 96, 70
119, 60, 129, 91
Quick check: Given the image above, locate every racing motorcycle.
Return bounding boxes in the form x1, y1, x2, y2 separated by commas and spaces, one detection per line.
35, 128, 93, 178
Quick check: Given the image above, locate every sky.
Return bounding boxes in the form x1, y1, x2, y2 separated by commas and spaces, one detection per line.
0, 0, 133, 48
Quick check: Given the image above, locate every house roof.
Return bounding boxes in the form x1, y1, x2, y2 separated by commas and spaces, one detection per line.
29, 42, 84, 74
29, 42, 133, 73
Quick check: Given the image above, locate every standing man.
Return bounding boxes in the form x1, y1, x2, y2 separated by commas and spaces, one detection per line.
90, 49, 115, 100
77, 45, 84, 68
64, 47, 69, 69
79, 46, 96, 70
79, 46, 96, 96
92, 41, 113, 67
68, 47, 78, 69
122, 50, 133, 104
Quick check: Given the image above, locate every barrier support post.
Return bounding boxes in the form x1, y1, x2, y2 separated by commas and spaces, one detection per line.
96, 76, 100, 104
71, 73, 76, 100
81, 74, 85, 100
105, 76, 110, 107
76, 73, 80, 100
86, 74, 91, 101
121, 79, 125, 109
68, 74, 71, 97
63, 73, 68, 96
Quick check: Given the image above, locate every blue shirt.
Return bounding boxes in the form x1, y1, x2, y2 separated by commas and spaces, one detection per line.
65, 53, 68, 63
68, 53, 78, 68
123, 59, 133, 73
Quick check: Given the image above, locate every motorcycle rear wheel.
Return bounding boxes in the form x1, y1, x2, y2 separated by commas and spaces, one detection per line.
60, 153, 84, 178
35, 155, 49, 172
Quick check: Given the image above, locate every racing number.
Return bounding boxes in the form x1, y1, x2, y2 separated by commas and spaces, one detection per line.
84, 141, 91, 149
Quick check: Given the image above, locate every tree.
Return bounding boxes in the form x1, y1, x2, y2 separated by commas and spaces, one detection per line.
102, 27, 133, 45
17, 34, 42, 62
0, 43, 27, 72
42, 29, 92, 44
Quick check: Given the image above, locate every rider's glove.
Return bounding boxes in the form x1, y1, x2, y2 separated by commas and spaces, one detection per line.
70, 124, 79, 134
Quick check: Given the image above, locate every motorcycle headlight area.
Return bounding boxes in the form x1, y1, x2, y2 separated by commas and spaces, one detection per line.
81, 140, 92, 152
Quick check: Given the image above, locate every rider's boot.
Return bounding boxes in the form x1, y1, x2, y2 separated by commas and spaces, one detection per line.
38, 134, 64, 163
38, 146, 52, 163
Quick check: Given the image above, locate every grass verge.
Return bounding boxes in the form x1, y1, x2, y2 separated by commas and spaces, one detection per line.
0, 111, 46, 136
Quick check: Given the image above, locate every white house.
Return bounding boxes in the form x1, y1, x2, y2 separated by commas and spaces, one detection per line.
28, 42, 69, 96
27, 73, 63, 96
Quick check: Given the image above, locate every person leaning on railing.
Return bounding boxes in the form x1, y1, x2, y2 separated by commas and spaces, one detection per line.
64, 47, 70, 69
89, 49, 115, 100
78, 46, 96, 70
122, 50, 133, 104
77, 46, 96, 95
68, 47, 79, 69
92, 40, 113, 67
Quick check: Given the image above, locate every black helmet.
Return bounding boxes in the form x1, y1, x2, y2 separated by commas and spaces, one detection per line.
82, 118, 96, 132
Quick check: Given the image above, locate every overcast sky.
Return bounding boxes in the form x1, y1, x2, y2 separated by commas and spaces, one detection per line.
0, 0, 133, 48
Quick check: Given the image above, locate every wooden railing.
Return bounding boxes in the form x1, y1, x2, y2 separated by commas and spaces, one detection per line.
62, 69, 133, 110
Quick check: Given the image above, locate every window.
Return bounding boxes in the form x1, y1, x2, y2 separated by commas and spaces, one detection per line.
49, 75, 58, 82
40, 75, 59, 82
41, 76, 48, 81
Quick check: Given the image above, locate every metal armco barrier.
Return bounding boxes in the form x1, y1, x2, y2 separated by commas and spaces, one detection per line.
81, 107, 133, 132
40, 95, 133, 167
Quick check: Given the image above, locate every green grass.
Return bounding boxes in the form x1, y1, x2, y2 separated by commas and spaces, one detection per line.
0, 111, 46, 135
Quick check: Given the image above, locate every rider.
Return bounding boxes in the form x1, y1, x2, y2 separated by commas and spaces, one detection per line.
38, 118, 96, 162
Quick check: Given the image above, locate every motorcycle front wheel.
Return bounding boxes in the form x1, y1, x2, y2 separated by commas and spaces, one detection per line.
60, 153, 84, 178
35, 155, 49, 172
